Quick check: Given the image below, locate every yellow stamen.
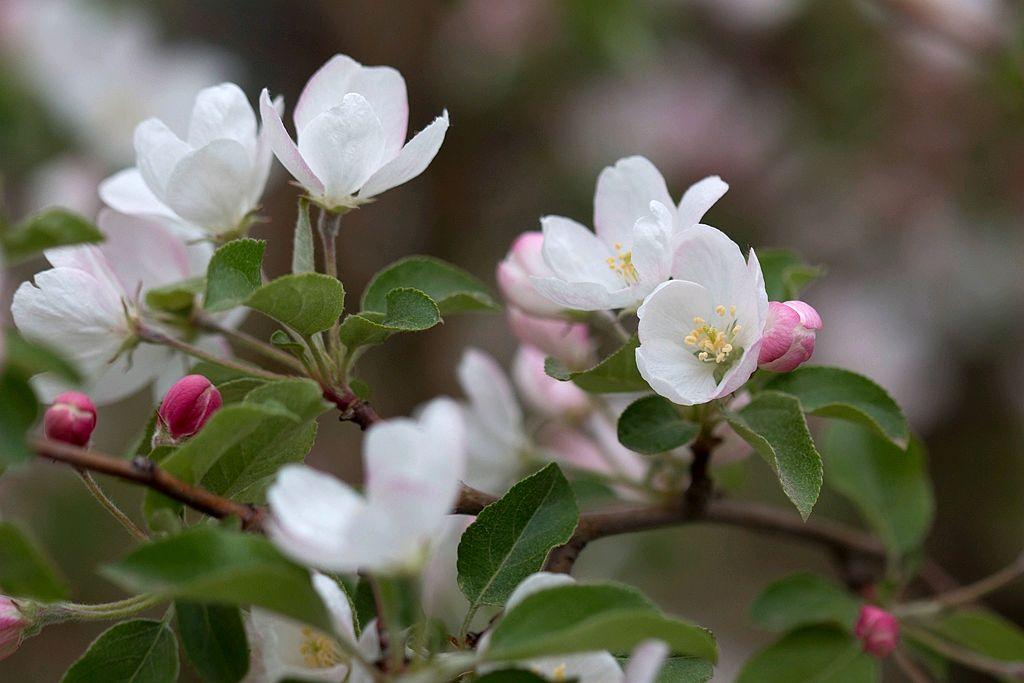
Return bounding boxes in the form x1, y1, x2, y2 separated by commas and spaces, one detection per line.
299, 627, 344, 668
716, 305, 727, 316
553, 663, 568, 681
684, 304, 741, 366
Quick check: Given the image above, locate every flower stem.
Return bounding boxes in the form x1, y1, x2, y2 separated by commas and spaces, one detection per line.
317, 208, 345, 378
592, 310, 630, 343
39, 593, 163, 625
75, 469, 148, 541
896, 552, 1024, 617
901, 624, 1024, 679
138, 326, 291, 382
192, 314, 306, 373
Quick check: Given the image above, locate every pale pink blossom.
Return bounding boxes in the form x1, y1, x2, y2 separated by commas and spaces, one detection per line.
0, 597, 29, 661
512, 345, 590, 418
496, 232, 564, 317
757, 300, 822, 372
506, 307, 593, 369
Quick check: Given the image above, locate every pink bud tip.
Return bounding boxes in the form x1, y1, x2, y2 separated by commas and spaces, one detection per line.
43, 391, 97, 446
854, 605, 899, 658
496, 231, 563, 317
157, 375, 222, 441
757, 300, 822, 373
0, 597, 29, 661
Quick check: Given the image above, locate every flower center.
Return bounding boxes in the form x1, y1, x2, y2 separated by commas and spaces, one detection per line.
684, 304, 742, 366
299, 626, 344, 668
605, 242, 639, 284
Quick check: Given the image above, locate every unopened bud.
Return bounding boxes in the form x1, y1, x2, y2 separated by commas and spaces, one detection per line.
44, 391, 97, 446
854, 605, 899, 658
512, 345, 590, 417
0, 596, 30, 661
758, 300, 822, 372
157, 375, 222, 441
496, 231, 564, 317
507, 307, 593, 369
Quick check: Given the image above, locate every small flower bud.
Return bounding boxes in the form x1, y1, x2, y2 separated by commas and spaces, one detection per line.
43, 391, 97, 446
854, 605, 899, 658
758, 300, 822, 372
0, 596, 30, 661
507, 307, 593, 370
496, 231, 564, 317
157, 375, 222, 441
512, 345, 590, 417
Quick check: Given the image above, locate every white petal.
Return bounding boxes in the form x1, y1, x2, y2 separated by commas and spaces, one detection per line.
630, 201, 674, 288
540, 215, 619, 289
80, 343, 176, 406
747, 248, 770, 326
134, 118, 189, 198
676, 175, 728, 230
357, 110, 448, 199
249, 95, 282, 207
457, 348, 523, 451
297, 94, 386, 202
349, 65, 408, 159
187, 82, 257, 150
294, 54, 362, 133
624, 640, 670, 683
163, 139, 253, 230
259, 89, 324, 196
311, 572, 357, 645
96, 209, 192, 294
506, 572, 576, 611
593, 156, 673, 248
530, 276, 637, 312
98, 168, 178, 220
529, 652, 624, 683
671, 224, 751, 306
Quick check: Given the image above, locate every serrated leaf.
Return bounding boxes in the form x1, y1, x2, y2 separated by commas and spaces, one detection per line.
204, 239, 266, 312
545, 335, 648, 393
764, 366, 908, 448
615, 656, 714, 683
927, 608, 1024, 662
756, 249, 824, 301
822, 422, 933, 556
62, 619, 179, 683
176, 601, 249, 683
725, 391, 822, 520
338, 288, 441, 350
0, 521, 68, 600
145, 277, 206, 314
247, 272, 344, 336
617, 395, 699, 454
2, 208, 103, 263
292, 198, 315, 274
361, 255, 499, 315
736, 626, 878, 683
458, 464, 579, 609
486, 582, 717, 663
103, 528, 333, 633
751, 573, 861, 634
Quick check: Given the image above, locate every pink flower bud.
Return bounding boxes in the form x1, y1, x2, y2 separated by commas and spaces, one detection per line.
507, 307, 593, 369
512, 345, 590, 417
496, 231, 564, 317
43, 391, 97, 446
0, 597, 29, 661
757, 300, 822, 372
157, 375, 222, 441
854, 605, 899, 658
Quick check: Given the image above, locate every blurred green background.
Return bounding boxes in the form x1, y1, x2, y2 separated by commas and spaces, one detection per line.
1, 0, 1023, 680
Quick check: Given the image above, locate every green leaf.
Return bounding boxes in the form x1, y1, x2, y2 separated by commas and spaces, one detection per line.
292, 198, 315, 274
361, 255, 499, 315
2, 208, 103, 263
737, 626, 878, 683
0, 369, 39, 469
764, 366, 908, 448
4, 329, 81, 382
145, 277, 206, 314
654, 657, 715, 683
750, 573, 860, 634
176, 601, 249, 683
103, 527, 333, 633
545, 335, 648, 393
204, 239, 266, 312
617, 395, 699, 454
927, 608, 1024, 662
486, 582, 717, 663
0, 521, 68, 600
338, 288, 441, 350
458, 464, 579, 609
725, 391, 823, 520
756, 249, 825, 301
269, 330, 306, 357
62, 619, 179, 683
247, 272, 344, 336
822, 423, 933, 556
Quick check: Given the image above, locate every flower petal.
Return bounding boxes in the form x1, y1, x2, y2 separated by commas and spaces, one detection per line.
134, 118, 189, 198
624, 640, 670, 683
506, 572, 576, 611
294, 54, 362, 134
259, 89, 324, 196
349, 65, 408, 159
672, 224, 751, 307
311, 573, 357, 645
163, 138, 253, 230
540, 215, 619, 288
297, 94, 386, 202
594, 155, 673, 248
530, 276, 636, 311
676, 175, 728, 230
98, 168, 178, 220
187, 82, 257, 151
630, 201, 674, 288
96, 209, 192, 294
357, 110, 448, 199
458, 348, 523, 450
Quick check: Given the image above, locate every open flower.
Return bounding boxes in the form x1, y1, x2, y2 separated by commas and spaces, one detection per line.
496, 231, 565, 317
11, 210, 218, 404
100, 83, 274, 237
266, 397, 465, 573
0, 597, 30, 662
636, 225, 768, 406
260, 54, 449, 211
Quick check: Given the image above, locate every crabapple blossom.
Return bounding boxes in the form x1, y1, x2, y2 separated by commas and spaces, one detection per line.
636, 225, 768, 405
496, 231, 565, 317
156, 375, 222, 442
512, 345, 590, 417
538, 416, 647, 493
854, 605, 900, 658
10, 210, 220, 404
43, 391, 97, 446
506, 306, 593, 369
0, 597, 29, 662
260, 54, 449, 211
757, 300, 822, 372
100, 83, 275, 236
266, 397, 465, 573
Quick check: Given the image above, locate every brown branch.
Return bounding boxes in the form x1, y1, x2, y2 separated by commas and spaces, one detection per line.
31, 437, 263, 531
322, 387, 381, 431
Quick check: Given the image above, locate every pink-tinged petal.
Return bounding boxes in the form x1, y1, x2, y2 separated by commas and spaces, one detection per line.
250, 94, 283, 206
259, 89, 324, 196
784, 299, 822, 330
624, 640, 670, 683
163, 139, 253, 230
496, 258, 563, 317
349, 65, 408, 159
855, 606, 900, 658
157, 374, 222, 440
294, 54, 362, 133
539, 215, 618, 287
512, 345, 590, 417
676, 175, 728, 230
630, 200, 674, 285
538, 425, 616, 477
99, 168, 177, 220
187, 82, 256, 150
134, 118, 189, 198
758, 301, 820, 372
593, 155, 672, 248
298, 94, 386, 202
97, 210, 191, 293
44, 391, 97, 446
458, 348, 523, 446
530, 276, 635, 311
506, 307, 592, 368
358, 110, 448, 199
758, 302, 800, 364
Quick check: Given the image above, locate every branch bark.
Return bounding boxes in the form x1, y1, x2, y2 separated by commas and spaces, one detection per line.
322, 387, 382, 431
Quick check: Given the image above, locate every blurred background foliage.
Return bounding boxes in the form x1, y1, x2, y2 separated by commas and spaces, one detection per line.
1, 0, 1023, 679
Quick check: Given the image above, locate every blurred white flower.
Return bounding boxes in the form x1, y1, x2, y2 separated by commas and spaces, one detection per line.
538, 415, 648, 492
266, 398, 465, 573
506, 307, 594, 369
497, 232, 566, 318
261, 54, 449, 211
24, 156, 103, 217
10, 210, 216, 404
636, 226, 768, 406
512, 345, 590, 418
